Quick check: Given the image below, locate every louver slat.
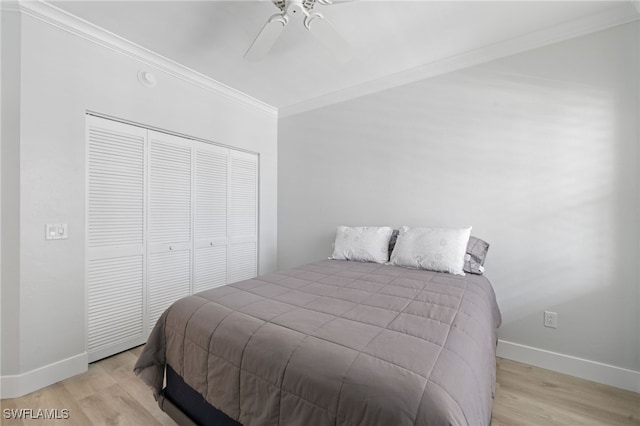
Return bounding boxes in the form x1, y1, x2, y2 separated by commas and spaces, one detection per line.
88, 125, 144, 248
228, 151, 258, 284
227, 242, 257, 284
148, 250, 191, 329
147, 132, 193, 332
87, 254, 144, 351
148, 137, 192, 245
193, 145, 229, 292
195, 147, 228, 241
194, 246, 227, 292
87, 116, 146, 362
229, 154, 258, 239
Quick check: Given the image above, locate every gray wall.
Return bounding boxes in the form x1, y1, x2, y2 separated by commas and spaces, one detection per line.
1, 9, 22, 376
1, 10, 278, 386
278, 23, 639, 372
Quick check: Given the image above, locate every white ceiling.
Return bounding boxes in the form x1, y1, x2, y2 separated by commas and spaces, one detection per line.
51, 1, 638, 111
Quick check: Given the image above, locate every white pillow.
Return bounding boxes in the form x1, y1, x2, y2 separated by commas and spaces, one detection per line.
389, 226, 472, 275
330, 226, 394, 264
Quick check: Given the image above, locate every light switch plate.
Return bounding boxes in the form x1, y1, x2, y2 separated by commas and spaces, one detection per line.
45, 223, 68, 240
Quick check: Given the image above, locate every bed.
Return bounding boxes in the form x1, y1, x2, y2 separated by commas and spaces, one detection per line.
135, 257, 501, 426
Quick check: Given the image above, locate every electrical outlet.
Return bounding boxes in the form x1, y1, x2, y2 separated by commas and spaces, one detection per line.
544, 311, 558, 329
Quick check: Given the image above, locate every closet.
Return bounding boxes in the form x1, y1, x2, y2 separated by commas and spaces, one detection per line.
86, 115, 258, 362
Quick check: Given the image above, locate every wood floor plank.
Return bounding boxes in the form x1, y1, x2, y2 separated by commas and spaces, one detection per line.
0, 398, 26, 426
60, 362, 118, 402
1, 349, 638, 425
77, 383, 164, 426
493, 358, 640, 426
1, 382, 93, 426
96, 351, 175, 426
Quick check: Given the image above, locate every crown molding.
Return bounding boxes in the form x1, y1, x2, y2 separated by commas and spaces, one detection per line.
14, 0, 278, 117
7, 1, 638, 119
279, 3, 640, 118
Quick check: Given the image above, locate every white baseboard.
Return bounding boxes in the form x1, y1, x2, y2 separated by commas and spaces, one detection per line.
0, 352, 88, 399
497, 339, 640, 393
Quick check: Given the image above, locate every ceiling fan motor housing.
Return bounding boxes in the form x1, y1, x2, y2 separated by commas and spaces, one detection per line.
273, 0, 318, 14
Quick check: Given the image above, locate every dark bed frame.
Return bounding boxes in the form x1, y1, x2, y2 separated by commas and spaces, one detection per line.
159, 365, 242, 426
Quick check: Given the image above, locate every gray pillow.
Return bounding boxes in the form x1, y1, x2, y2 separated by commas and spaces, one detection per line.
388, 229, 400, 257
464, 236, 490, 275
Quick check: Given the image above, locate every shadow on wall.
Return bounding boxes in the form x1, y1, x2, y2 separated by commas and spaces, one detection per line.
279, 64, 638, 369
465, 69, 621, 322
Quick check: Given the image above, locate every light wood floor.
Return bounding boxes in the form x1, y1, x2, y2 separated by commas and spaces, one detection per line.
1, 346, 638, 425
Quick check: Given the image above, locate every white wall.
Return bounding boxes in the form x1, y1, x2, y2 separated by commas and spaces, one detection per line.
1, 10, 278, 396
278, 23, 639, 388
1, 8, 22, 378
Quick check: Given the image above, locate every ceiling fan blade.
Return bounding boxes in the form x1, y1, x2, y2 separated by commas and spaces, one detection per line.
244, 14, 288, 61
305, 14, 351, 61
316, 0, 355, 4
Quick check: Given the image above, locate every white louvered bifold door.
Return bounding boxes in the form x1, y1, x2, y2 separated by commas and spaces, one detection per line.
227, 150, 258, 284
86, 116, 146, 362
147, 131, 193, 331
87, 117, 260, 357
193, 144, 229, 293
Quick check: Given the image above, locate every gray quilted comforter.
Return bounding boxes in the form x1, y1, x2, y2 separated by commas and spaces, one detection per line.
135, 259, 501, 426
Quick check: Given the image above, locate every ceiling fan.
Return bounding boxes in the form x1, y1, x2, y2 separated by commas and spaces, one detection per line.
244, 0, 351, 61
